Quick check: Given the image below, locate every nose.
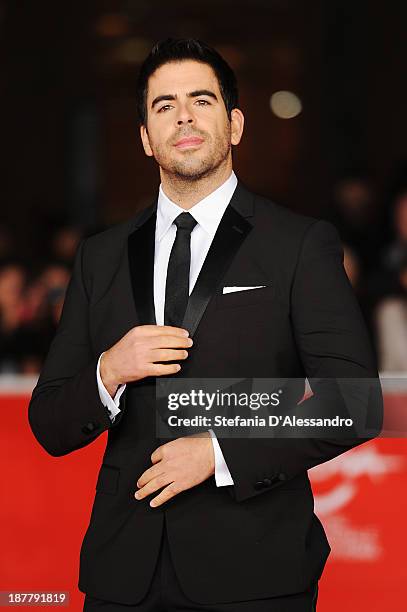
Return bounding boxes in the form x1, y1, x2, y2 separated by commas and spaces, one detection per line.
177, 117, 193, 126
176, 103, 194, 126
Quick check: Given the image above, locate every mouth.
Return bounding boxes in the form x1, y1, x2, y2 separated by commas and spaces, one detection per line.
174, 136, 204, 149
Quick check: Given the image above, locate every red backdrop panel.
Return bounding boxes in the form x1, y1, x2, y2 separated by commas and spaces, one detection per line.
1, 392, 406, 611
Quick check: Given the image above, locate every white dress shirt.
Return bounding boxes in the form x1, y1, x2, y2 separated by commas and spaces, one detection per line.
96, 171, 238, 487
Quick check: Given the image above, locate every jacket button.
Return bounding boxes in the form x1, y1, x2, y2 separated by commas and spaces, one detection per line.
82, 422, 98, 434
278, 472, 287, 481
254, 481, 265, 490
263, 478, 273, 487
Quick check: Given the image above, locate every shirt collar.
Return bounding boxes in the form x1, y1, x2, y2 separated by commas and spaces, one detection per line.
156, 170, 238, 242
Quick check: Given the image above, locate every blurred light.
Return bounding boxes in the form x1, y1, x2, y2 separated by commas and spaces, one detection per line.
270, 91, 302, 119
94, 14, 130, 38
216, 45, 245, 69
111, 38, 152, 64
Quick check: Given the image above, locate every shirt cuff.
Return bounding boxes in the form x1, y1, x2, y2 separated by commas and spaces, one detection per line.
96, 352, 126, 422
208, 429, 234, 486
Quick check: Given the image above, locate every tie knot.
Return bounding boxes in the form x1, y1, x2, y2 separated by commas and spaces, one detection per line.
173, 212, 197, 234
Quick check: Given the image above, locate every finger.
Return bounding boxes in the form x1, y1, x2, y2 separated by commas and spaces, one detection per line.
147, 363, 182, 376
150, 446, 164, 464
160, 325, 190, 336
134, 474, 173, 501
149, 335, 193, 349
136, 325, 189, 337
149, 482, 181, 507
150, 348, 189, 362
136, 464, 162, 488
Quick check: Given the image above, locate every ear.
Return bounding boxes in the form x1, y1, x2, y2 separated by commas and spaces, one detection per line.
230, 108, 244, 146
140, 124, 154, 157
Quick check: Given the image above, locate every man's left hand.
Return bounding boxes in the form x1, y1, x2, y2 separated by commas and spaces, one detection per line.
135, 432, 215, 507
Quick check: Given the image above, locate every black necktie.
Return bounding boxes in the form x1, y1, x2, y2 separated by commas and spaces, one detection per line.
164, 212, 198, 328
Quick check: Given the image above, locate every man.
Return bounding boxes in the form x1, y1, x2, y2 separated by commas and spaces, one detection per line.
28, 38, 382, 611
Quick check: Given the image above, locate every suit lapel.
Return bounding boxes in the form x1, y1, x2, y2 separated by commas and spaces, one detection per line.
128, 202, 157, 326
182, 183, 254, 336
127, 181, 254, 338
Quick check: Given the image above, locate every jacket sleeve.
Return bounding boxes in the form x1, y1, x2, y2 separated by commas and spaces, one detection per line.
28, 238, 126, 457
217, 220, 383, 502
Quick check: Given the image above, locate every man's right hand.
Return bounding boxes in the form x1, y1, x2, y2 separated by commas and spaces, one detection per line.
100, 325, 193, 397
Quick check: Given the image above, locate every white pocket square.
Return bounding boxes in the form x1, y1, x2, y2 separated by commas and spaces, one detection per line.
222, 285, 267, 294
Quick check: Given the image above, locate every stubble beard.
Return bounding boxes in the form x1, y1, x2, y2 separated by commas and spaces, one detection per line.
153, 130, 231, 183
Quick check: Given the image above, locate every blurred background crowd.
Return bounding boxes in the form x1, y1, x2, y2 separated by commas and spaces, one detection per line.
0, 171, 406, 375
0, 223, 82, 374
1, 1, 406, 375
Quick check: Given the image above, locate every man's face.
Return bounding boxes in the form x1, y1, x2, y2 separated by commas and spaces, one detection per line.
140, 60, 242, 180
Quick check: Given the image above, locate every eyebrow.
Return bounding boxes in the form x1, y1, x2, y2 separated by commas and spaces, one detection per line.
151, 89, 218, 109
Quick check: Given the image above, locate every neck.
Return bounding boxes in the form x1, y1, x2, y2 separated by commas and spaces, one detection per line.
160, 161, 233, 209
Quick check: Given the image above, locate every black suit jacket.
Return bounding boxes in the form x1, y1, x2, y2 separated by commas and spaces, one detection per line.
28, 181, 383, 605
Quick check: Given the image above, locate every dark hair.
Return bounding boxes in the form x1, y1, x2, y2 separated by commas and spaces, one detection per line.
136, 38, 239, 126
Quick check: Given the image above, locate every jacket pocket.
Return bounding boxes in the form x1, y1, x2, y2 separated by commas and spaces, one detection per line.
95, 464, 120, 495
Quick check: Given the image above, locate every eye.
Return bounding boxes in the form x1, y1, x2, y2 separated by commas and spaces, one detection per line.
158, 104, 173, 113
196, 99, 210, 106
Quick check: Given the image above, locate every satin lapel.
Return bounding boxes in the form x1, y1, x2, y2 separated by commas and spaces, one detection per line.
128, 203, 157, 326
127, 181, 254, 337
182, 182, 254, 337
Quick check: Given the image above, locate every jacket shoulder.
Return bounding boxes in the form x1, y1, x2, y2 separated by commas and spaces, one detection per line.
79, 207, 154, 301
252, 190, 340, 246
253, 192, 318, 232
84, 216, 138, 253
83, 203, 155, 257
